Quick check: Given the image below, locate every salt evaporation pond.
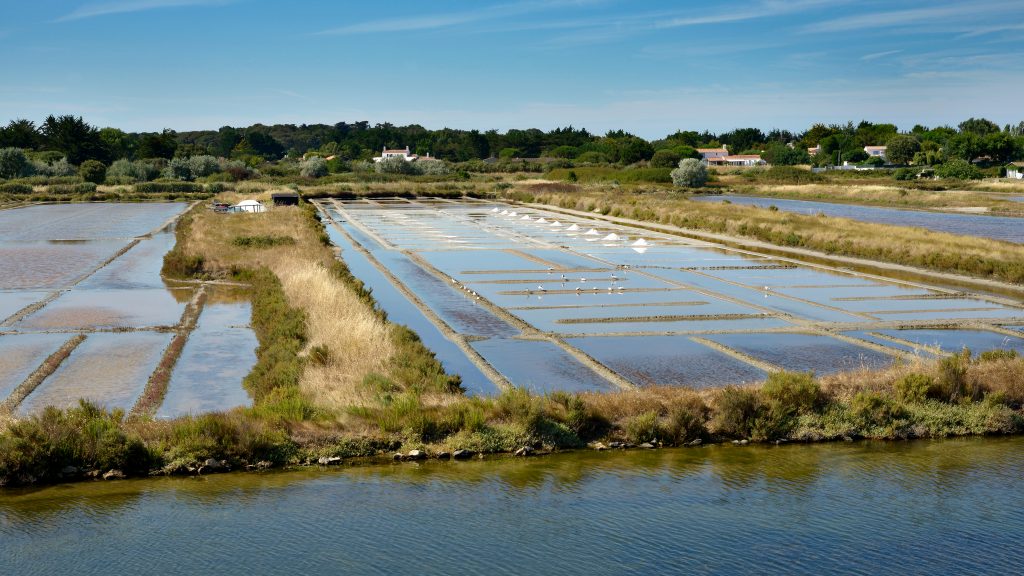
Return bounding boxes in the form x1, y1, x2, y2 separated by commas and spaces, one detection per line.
317, 198, 1023, 394
0, 203, 258, 417
158, 300, 257, 418
18, 332, 172, 415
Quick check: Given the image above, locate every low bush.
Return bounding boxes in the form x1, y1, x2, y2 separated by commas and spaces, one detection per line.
711, 386, 761, 439
136, 181, 204, 193
231, 235, 296, 248
0, 401, 154, 486
894, 373, 932, 403
47, 182, 97, 195
0, 182, 33, 194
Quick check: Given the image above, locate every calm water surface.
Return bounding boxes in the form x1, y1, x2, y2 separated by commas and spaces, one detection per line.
2, 437, 1022, 575
693, 195, 1024, 243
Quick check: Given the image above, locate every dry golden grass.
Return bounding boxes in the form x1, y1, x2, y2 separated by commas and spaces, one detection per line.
274, 259, 395, 409
179, 203, 428, 414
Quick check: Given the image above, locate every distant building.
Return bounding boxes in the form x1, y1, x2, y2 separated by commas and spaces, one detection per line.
696, 146, 729, 162
864, 145, 887, 160
228, 199, 266, 213
271, 191, 300, 206
373, 146, 419, 163
808, 144, 821, 156
1007, 162, 1024, 179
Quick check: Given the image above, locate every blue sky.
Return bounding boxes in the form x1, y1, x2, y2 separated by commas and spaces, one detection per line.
2, 0, 1022, 138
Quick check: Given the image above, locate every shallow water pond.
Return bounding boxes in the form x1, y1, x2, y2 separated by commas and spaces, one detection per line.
16, 288, 185, 330
470, 339, 615, 393
18, 332, 172, 415
0, 333, 67, 402
0, 239, 130, 290
568, 335, 768, 387
157, 301, 256, 418
875, 329, 1024, 354
703, 332, 895, 374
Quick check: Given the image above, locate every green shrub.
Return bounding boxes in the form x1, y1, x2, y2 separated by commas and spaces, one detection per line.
0, 182, 33, 194
978, 349, 1018, 362
670, 158, 708, 188
894, 373, 932, 403
47, 182, 97, 195
664, 396, 709, 444
711, 386, 761, 439
745, 165, 823, 184
932, 349, 978, 402
624, 411, 662, 444
300, 157, 328, 178
936, 159, 982, 180
231, 235, 296, 248
0, 147, 34, 179
762, 371, 822, 413
79, 159, 106, 184
849, 391, 905, 428
136, 181, 204, 193
0, 401, 154, 486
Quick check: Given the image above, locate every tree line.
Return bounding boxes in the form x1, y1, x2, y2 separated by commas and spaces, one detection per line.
2, 114, 1024, 178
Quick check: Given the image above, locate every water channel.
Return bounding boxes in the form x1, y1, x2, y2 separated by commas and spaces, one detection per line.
2, 437, 1021, 574
691, 195, 1024, 243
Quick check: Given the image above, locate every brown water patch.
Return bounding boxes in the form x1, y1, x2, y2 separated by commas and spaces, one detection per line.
18, 332, 172, 415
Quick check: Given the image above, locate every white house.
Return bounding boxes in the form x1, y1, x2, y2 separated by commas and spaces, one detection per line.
864, 145, 887, 160
696, 146, 729, 162
705, 154, 766, 167
1007, 162, 1024, 179
373, 146, 419, 163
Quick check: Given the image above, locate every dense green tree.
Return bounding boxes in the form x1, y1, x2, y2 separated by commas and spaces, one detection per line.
650, 149, 682, 168
958, 117, 1000, 137
982, 132, 1017, 163
245, 130, 285, 159
945, 133, 982, 161
78, 159, 106, 184
0, 119, 42, 149
40, 115, 107, 164
884, 135, 921, 165
98, 128, 134, 160
762, 143, 811, 166
137, 130, 178, 159
720, 127, 765, 153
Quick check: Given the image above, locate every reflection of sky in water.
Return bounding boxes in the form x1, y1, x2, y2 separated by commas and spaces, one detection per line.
0, 333, 67, 402
158, 302, 255, 418
704, 333, 895, 375
471, 339, 615, 393
568, 335, 767, 388
19, 332, 172, 415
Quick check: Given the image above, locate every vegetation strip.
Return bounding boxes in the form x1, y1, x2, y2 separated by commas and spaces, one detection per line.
0, 334, 87, 414
130, 285, 208, 418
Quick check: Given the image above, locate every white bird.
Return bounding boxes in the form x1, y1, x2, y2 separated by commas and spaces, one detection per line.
538, 285, 546, 292
580, 277, 587, 283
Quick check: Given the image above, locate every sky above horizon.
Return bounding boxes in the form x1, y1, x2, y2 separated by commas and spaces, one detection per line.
2, 0, 1022, 139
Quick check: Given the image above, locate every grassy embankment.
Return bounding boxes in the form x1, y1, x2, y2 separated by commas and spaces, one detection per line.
2, 193, 1024, 487
514, 187, 1024, 284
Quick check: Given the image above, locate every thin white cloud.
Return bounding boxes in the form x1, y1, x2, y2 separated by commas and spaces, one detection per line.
314, 0, 604, 36
55, 0, 232, 23
657, 0, 842, 29
803, 1, 1019, 34
957, 22, 1024, 38
861, 49, 902, 61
